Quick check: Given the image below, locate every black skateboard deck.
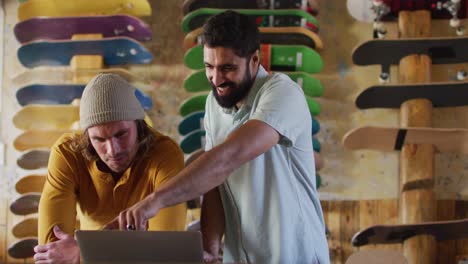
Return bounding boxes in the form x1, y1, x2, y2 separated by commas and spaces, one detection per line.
8, 237, 38, 259
352, 218, 468, 246
10, 192, 41, 215
353, 37, 468, 75
356, 81, 468, 109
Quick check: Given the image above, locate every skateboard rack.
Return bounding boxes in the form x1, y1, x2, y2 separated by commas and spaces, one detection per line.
6, 1, 154, 261
180, 4, 325, 189
346, 3, 468, 263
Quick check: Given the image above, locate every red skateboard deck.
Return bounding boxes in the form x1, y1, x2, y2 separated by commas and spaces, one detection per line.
14, 15, 152, 43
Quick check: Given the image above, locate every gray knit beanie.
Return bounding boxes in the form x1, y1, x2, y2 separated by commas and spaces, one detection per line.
80, 73, 145, 130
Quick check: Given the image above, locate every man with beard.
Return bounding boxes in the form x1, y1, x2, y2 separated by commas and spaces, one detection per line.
105, 11, 330, 263
33, 73, 187, 264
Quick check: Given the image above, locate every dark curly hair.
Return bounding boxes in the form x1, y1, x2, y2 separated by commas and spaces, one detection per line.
201, 10, 260, 58
70, 120, 154, 162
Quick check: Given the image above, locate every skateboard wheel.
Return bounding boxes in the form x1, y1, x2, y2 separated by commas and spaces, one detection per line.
378, 73, 390, 83
377, 29, 387, 39
127, 25, 135, 32
456, 26, 466, 36
372, 0, 383, 7
450, 18, 460, 28
457, 70, 467, 81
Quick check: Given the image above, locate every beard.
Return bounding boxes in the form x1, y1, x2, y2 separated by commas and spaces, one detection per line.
210, 66, 254, 109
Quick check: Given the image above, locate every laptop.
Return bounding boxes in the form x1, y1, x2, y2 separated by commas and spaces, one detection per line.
76, 230, 204, 264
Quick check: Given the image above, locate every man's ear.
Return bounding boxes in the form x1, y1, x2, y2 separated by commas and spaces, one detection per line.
250, 50, 260, 69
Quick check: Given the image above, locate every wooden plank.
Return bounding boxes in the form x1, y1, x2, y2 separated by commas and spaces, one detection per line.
326, 201, 343, 263
376, 199, 402, 252
455, 201, 468, 261
340, 201, 359, 262
358, 200, 377, 251
436, 200, 455, 264
0, 225, 5, 264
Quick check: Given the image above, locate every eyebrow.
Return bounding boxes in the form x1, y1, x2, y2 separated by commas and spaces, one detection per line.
90, 128, 128, 140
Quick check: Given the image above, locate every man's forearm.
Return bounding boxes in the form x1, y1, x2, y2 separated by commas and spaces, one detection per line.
201, 188, 225, 254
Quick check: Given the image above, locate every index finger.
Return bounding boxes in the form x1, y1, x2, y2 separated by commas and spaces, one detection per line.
101, 217, 119, 230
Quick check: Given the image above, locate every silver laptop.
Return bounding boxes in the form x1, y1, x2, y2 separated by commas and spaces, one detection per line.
76, 230, 203, 264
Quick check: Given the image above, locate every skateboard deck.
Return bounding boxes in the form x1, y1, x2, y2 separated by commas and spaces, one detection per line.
14, 130, 73, 151
14, 15, 152, 43
343, 126, 468, 154
18, 0, 151, 21
182, 8, 319, 33
182, 0, 318, 16
12, 218, 38, 238
356, 81, 468, 109
7, 237, 38, 259
181, 128, 321, 154
183, 69, 324, 97
345, 250, 408, 264
179, 110, 321, 136
15, 84, 152, 110
353, 37, 468, 72
181, 129, 206, 154
347, 0, 468, 23
17, 149, 50, 170
15, 175, 46, 194
179, 93, 320, 117
352, 218, 468, 246
13, 104, 80, 130
13, 68, 140, 87
18, 37, 153, 68
10, 192, 41, 215
184, 44, 323, 73
183, 26, 323, 50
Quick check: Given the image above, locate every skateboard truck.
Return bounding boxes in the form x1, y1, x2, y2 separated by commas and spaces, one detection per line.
434, 0, 465, 35
371, 0, 390, 39
379, 64, 390, 83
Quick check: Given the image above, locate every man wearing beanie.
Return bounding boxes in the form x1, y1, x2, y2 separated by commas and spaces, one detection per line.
33, 73, 187, 264
106, 11, 329, 264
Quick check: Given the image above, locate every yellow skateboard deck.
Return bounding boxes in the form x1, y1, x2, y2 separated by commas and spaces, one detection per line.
12, 68, 140, 88
14, 116, 153, 151
18, 0, 152, 21
13, 104, 153, 131
15, 175, 46, 194
12, 218, 38, 239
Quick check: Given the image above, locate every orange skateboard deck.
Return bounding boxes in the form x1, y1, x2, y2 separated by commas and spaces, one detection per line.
15, 175, 46, 194
12, 218, 38, 238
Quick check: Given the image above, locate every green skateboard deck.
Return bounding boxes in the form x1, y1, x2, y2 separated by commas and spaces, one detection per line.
12, 218, 38, 239
10, 192, 41, 215
178, 110, 321, 136
182, 8, 319, 33
183, 69, 323, 97
183, 26, 323, 50
184, 44, 323, 73
18, 0, 151, 21
15, 175, 46, 194
343, 126, 468, 154
179, 93, 320, 117
7, 237, 38, 259
181, 128, 321, 154
352, 218, 468, 246
17, 149, 50, 170
182, 0, 318, 16
356, 81, 468, 109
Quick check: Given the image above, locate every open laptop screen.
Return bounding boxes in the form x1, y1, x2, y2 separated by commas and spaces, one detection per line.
76, 230, 203, 264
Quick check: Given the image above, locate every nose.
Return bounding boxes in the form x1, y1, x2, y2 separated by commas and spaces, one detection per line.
209, 69, 224, 87
106, 138, 121, 156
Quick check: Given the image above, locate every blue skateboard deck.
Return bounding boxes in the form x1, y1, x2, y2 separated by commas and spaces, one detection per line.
18, 37, 153, 68
16, 84, 152, 110
183, 69, 323, 97
14, 15, 152, 43
179, 110, 321, 136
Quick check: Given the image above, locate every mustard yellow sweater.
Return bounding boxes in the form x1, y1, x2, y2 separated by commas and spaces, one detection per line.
39, 129, 187, 244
